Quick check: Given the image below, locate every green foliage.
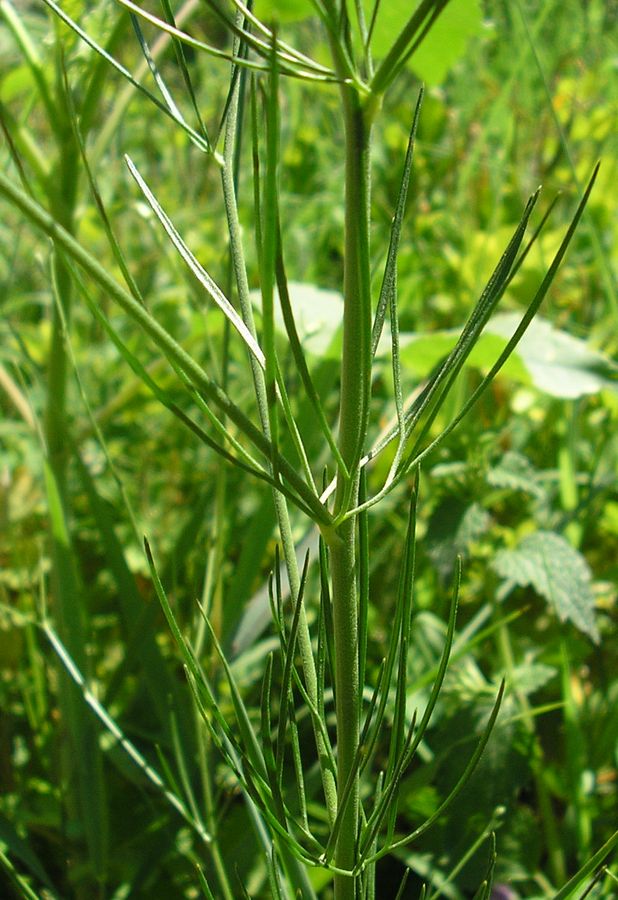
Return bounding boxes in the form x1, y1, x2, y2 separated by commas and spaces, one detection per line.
0, 0, 616, 897
366, 0, 483, 85
493, 530, 599, 643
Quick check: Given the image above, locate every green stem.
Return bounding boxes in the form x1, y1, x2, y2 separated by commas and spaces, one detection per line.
43, 91, 108, 893
329, 88, 373, 899
220, 39, 337, 862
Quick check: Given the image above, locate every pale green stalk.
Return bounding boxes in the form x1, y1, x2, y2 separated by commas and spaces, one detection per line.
327, 84, 374, 897
219, 20, 338, 837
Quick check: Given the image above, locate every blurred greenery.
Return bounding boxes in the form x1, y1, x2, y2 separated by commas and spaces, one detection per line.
0, 0, 616, 897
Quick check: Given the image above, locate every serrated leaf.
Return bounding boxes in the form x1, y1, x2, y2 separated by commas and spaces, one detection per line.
509, 662, 557, 695
493, 531, 599, 643
487, 451, 545, 499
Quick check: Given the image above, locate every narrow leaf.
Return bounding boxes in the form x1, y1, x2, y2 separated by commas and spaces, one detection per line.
41, 0, 213, 154
125, 156, 265, 366
371, 85, 423, 356
43, 623, 211, 844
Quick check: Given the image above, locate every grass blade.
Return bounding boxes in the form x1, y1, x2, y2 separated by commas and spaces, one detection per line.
402, 558, 461, 768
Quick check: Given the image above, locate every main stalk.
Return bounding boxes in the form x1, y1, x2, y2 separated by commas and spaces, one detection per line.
329, 86, 374, 899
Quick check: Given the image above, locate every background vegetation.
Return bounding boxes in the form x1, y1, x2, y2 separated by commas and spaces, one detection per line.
0, 0, 616, 897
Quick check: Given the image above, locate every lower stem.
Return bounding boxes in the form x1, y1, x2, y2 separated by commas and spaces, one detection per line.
329, 516, 360, 898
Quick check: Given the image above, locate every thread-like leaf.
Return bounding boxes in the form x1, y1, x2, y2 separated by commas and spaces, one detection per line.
265, 846, 285, 900
394, 869, 410, 900
288, 699, 310, 832
43, 623, 211, 844
275, 552, 311, 782
0, 849, 43, 900
473, 832, 497, 900
370, 680, 506, 863
129, 11, 187, 123
553, 830, 618, 900
275, 233, 348, 475
0, 171, 332, 525
66, 258, 287, 495
394, 188, 540, 473
357, 710, 418, 859
118, 0, 335, 81
196, 865, 216, 900
125, 156, 265, 366
159, 0, 212, 145
59, 61, 144, 304
402, 163, 600, 479
371, 86, 423, 356
41, 0, 213, 154
323, 659, 389, 863
385, 477, 419, 839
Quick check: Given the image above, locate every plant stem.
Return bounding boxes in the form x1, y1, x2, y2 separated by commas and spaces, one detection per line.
43, 94, 108, 893
329, 87, 373, 899
220, 37, 337, 850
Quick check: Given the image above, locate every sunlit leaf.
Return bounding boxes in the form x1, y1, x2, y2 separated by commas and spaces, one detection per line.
366, 0, 483, 85
488, 312, 618, 398
253, 0, 314, 23
397, 313, 618, 399
493, 530, 600, 643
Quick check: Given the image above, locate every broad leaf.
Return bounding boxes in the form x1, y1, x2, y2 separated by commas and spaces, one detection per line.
488, 312, 618, 398
253, 0, 314, 23
367, 0, 483, 85
493, 531, 599, 643
251, 281, 343, 356
397, 314, 618, 399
